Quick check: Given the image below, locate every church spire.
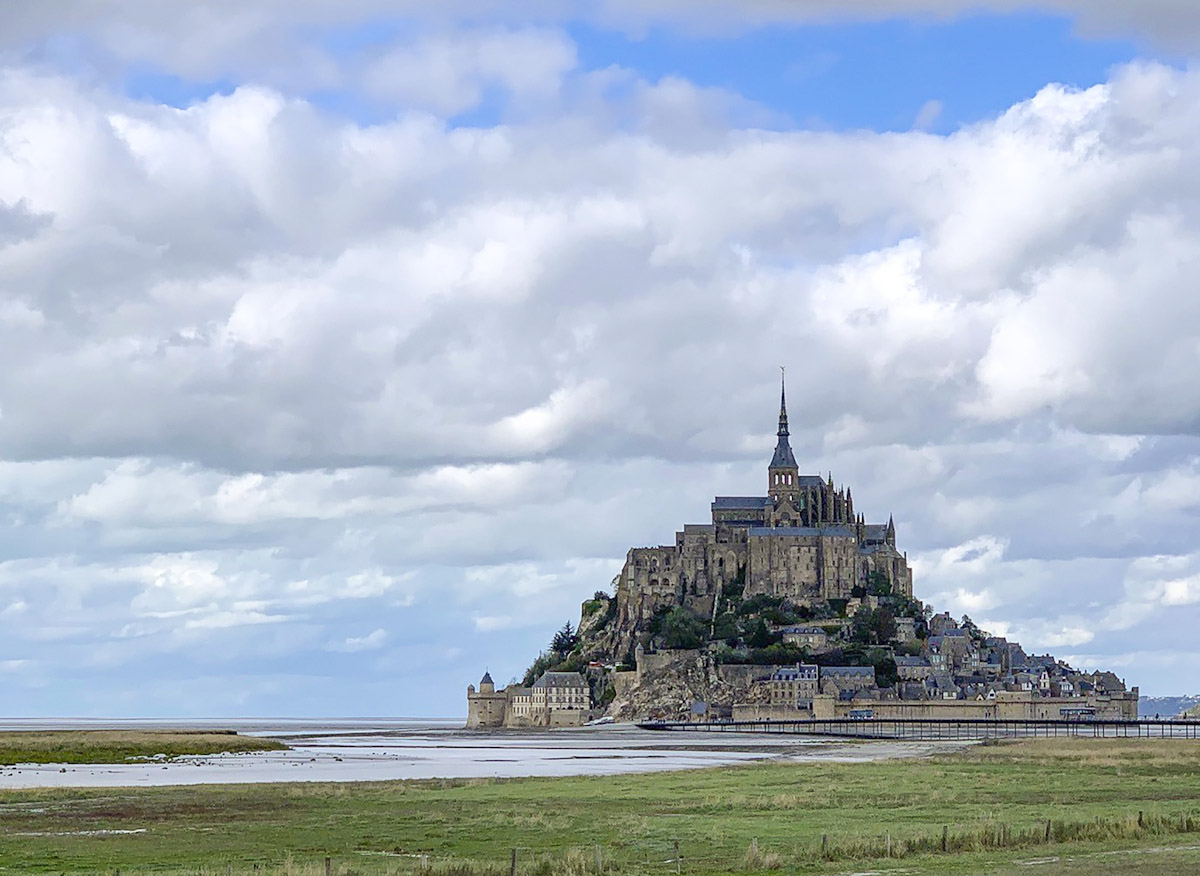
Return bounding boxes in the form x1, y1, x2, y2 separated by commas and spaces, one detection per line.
769, 368, 797, 471
777, 366, 789, 439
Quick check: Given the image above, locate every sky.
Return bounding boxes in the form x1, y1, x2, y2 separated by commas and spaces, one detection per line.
1, 1, 1199, 718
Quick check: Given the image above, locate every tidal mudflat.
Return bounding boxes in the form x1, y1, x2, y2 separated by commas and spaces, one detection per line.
0, 720, 965, 788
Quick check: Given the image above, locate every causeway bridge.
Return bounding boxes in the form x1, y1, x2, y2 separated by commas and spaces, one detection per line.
637, 717, 1200, 740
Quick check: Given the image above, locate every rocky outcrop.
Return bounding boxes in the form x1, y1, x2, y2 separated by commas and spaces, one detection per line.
606, 649, 772, 722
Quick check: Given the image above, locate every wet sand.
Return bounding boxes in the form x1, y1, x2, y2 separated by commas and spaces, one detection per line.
0, 720, 972, 788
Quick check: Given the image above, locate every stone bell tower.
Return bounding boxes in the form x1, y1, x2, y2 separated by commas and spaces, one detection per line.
768, 369, 803, 527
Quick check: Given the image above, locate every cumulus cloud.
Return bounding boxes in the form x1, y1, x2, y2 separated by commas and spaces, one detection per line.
594, 1, 1200, 50
360, 28, 577, 115
0, 13, 1199, 712
4, 2, 1200, 74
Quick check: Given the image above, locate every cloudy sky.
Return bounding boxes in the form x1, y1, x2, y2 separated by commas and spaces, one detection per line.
1, 1, 1199, 717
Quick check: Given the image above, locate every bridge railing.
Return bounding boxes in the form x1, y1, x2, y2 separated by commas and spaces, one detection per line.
636, 717, 1200, 740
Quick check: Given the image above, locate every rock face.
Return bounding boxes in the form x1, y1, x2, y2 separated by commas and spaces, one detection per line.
608, 649, 771, 722
576, 581, 621, 657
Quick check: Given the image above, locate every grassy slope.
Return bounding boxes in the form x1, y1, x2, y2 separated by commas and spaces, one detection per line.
0, 730, 286, 765
0, 738, 1198, 874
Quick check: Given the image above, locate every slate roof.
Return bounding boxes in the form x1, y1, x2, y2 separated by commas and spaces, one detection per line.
822, 665, 876, 678
532, 671, 588, 689
894, 656, 930, 667
770, 437, 798, 469
712, 496, 769, 510
480, 671, 494, 685
770, 664, 818, 681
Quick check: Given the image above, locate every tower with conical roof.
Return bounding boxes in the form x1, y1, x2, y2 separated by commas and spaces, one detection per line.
767, 368, 802, 525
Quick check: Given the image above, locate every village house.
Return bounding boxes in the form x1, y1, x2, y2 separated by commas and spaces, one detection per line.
780, 626, 830, 651
821, 665, 876, 692
895, 655, 933, 681
768, 663, 819, 708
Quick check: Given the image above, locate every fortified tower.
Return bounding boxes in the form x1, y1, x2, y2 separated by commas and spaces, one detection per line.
465, 670, 506, 728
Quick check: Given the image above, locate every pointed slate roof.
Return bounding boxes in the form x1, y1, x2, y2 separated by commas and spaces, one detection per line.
770, 370, 798, 469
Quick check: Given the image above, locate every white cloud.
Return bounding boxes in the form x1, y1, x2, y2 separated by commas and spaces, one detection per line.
913, 99, 943, 130
2, 2, 1200, 77
361, 28, 577, 115
0, 24, 1199, 712
326, 628, 388, 652
185, 610, 291, 630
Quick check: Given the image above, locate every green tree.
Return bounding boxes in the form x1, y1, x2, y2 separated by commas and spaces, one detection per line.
866, 570, 893, 597
522, 652, 554, 687
850, 606, 896, 646
658, 607, 707, 650
873, 655, 899, 688
712, 611, 739, 643
748, 618, 774, 649
550, 621, 579, 655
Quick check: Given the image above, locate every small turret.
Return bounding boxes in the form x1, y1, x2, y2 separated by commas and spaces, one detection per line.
886, 515, 896, 547
479, 670, 495, 694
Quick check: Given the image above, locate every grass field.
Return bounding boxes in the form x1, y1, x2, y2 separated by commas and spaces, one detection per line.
0, 730, 286, 765
1, 737, 1200, 875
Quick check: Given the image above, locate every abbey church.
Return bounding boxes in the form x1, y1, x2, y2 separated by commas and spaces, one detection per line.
615, 376, 913, 635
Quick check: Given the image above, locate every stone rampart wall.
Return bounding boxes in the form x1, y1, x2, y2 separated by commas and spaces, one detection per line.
716, 664, 777, 686
636, 648, 697, 680
733, 692, 1138, 722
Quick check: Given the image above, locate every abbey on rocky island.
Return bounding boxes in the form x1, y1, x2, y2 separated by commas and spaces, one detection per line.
615, 373, 912, 645
467, 374, 1138, 728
